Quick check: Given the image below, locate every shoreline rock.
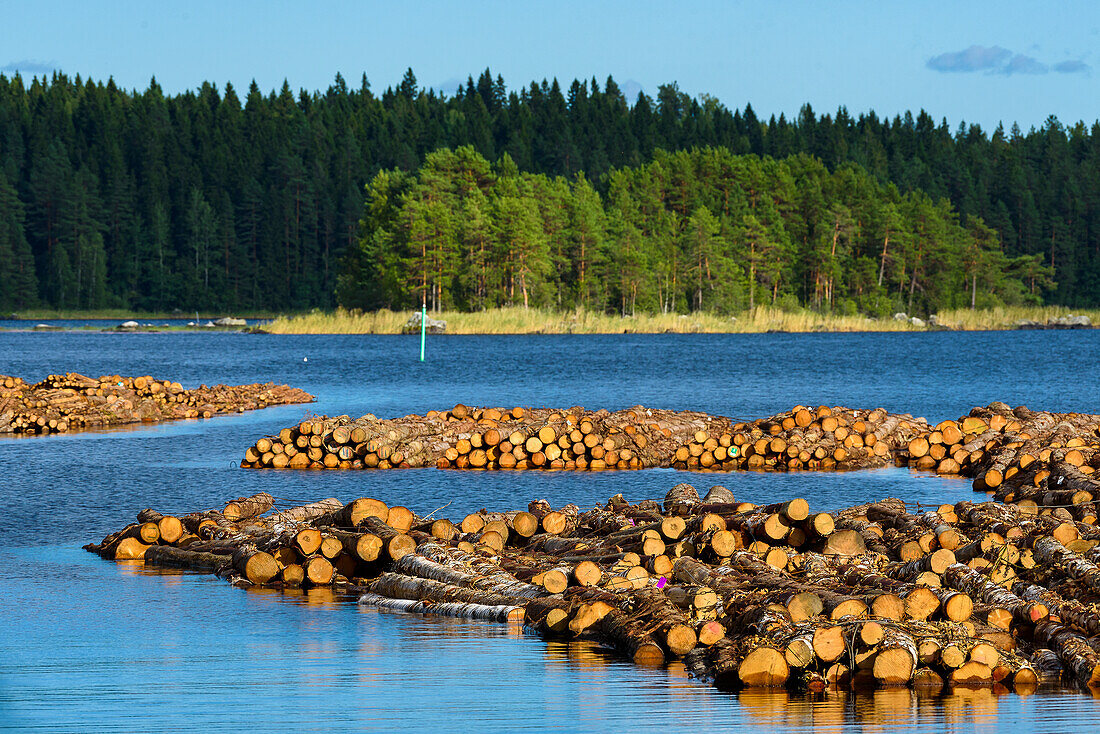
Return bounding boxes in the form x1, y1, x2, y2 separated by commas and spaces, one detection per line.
1016, 314, 1092, 330
403, 312, 447, 334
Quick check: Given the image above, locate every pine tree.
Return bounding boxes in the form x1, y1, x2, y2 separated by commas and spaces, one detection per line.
28, 140, 74, 305
457, 189, 493, 309
492, 177, 550, 309
565, 175, 608, 308
0, 170, 38, 309
684, 205, 722, 311
183, 187, 217, 308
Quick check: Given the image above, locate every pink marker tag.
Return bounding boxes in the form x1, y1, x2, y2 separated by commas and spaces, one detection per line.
656, 577, 667, 589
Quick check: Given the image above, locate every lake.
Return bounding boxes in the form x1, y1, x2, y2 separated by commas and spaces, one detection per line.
3, 329, 1100, 731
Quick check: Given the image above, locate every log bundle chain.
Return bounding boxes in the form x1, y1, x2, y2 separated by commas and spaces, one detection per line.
241, 402, 1100, 496
0, 373, 314, 434
81, 399, 1100, 693
242, 404, 928, 471
88, 477, 1100, 694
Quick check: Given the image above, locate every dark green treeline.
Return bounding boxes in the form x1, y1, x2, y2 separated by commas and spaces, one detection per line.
339, 146, 1047, 317
0, 68, 1095, 312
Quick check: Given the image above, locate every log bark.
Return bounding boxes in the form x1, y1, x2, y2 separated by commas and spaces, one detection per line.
368, 572, 527, 608
600, 609, 666, 666
1012, 578, 1100, 636
144, 545, 229, 573
359, 592, 523, 622
1032, 619, 1100, 687
630, 586, 698, 656
257, 498, 343, 528
222, 492, 275, 522
1030, 536, 1100, 597
394, 543, 546, 599
941, 563, 1046, 626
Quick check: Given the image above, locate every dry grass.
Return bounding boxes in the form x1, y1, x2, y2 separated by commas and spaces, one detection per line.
9, 309, 277, 320
932, 306, 1100, 330
19, 303, 1091, 332
21, 305, 1093, 334
263, 306, 925, 334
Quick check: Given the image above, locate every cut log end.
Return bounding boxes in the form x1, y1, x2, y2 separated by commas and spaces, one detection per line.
738, 647, 789, 687
633, 642, 666, 667
873, 649, 915, 686
665, 624, 698, 657
949, 661, 993, 688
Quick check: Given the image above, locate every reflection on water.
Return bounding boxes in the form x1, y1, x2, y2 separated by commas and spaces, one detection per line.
3, 546, 1100, 732
542, 637, 1098, 734
5, 331, 1100, 730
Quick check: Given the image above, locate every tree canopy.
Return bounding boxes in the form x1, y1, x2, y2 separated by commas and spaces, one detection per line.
339, 146, 1045, 317
0, 69, 1092, 312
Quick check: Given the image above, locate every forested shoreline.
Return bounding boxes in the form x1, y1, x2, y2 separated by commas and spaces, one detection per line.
339, 146, 1046, 317
0, 69, 1097, 314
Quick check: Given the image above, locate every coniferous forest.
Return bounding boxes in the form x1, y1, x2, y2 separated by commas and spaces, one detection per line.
0, 68, 1096, 315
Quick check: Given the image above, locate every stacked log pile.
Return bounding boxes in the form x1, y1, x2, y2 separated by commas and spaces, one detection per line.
86, 485, 1100, 694
240, 401, 1100, 536
669, 406, 929, 471
0, 372, 313, 434
896, 403, 1100, 514
241, 404, 927, 472
241, 405, 719, 470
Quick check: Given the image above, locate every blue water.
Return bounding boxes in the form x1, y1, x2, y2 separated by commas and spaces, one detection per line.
2, 330, 1100, 731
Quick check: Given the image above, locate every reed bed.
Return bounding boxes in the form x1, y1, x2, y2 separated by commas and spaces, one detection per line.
267, 305, 1100, 335
8, 309, 277, 321
15, 305, 1095, 334
932, 306, 1100, 331
263, 307, 923, 335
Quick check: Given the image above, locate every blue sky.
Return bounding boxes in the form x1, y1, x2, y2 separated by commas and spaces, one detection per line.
1, 1, 1097, 131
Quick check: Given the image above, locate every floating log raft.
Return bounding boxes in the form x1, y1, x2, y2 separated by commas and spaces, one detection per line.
672, 405, 928, 472
237, 399, 1100, 529
240, 404, 929, 473
0, 372, 313, 435
893, 403, 1100, 505
94, 483, 1100, 694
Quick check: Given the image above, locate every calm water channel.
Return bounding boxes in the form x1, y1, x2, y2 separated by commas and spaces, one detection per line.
2, 329, 1100, 731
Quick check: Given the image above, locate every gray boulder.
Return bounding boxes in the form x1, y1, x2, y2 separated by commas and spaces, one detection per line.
119, 320, 140, 329
214, 317, 248, 327
893, 312, 908, 321
1048, 314, 1091, 328
909, 316, 925, 327
402, 312, 447, 334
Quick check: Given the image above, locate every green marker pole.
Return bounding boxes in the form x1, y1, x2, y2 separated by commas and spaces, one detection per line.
419, 299, 427, 362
